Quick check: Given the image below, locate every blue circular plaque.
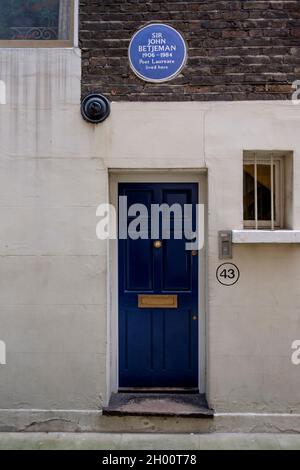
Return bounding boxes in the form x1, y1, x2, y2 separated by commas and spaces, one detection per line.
129, 24, 187, 83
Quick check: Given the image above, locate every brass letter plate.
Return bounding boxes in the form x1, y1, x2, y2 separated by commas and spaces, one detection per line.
138, 295, 178, 309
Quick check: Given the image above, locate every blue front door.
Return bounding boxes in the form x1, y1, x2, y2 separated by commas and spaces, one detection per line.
118, 183, 199, 389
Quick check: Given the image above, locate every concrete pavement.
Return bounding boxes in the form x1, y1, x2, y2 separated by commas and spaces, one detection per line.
0, 433, 299, 450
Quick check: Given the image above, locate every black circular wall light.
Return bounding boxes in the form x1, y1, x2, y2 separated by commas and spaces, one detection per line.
81, 94, 111, 124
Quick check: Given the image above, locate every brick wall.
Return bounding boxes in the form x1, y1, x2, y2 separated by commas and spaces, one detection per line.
80, 0, 300, 101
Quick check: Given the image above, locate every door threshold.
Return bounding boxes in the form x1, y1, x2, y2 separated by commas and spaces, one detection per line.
103, 393, 214, 418
119, 387, 199, 394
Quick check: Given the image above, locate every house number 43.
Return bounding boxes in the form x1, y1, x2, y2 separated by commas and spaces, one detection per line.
216, 263, 240, 286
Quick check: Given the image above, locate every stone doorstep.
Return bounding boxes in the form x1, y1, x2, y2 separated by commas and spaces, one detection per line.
102, 393, 214, 418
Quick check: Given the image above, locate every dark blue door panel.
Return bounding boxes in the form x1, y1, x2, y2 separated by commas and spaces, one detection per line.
126, 237, 154, 291
119, 183, 199, 389
163, 237, 192, 291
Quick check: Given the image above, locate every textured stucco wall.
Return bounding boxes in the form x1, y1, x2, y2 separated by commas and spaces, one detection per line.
0, 48, 108, 410
103, 100, 300, 412
0, 48, 300, 418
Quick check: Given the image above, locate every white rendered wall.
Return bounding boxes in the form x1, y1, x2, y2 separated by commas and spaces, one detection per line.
0, 48, 108, 410
0, 48, 300, 414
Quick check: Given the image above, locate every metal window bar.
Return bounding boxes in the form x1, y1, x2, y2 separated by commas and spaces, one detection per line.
253, 155, 276, 230
271, 155, 275, 230
254, 154, 258, 230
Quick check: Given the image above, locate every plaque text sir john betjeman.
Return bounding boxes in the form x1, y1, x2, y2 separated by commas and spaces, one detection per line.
138, 33, 176, 69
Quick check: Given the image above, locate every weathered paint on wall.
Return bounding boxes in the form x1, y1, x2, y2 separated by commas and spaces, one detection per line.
0, 48, 300, 425
0, 48, 109, 410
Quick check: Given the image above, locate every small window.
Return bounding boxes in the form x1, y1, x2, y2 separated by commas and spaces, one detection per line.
243, 152, 284, 229
0, 0, 74, 47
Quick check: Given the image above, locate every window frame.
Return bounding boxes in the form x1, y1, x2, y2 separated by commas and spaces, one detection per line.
0, 0, 75, 48
243, 153, 284, 230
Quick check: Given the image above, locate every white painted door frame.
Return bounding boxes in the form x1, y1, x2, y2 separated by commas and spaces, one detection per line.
107, 169, 208, 402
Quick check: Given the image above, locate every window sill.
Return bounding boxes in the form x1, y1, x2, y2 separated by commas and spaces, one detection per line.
232, 230, 300, 244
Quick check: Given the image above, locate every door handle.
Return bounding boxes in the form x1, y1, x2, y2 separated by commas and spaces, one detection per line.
153, 240, 162, 249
